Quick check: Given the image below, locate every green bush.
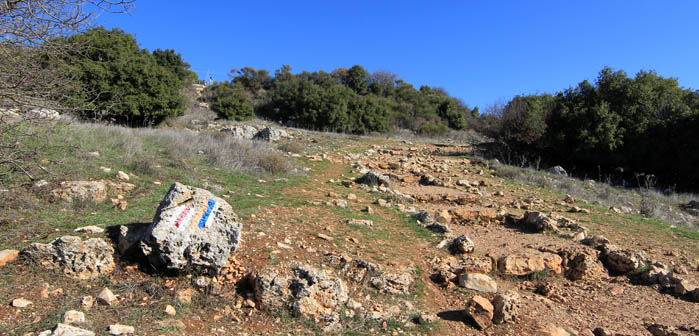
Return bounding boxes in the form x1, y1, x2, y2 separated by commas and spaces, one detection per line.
209, 83, 253, 121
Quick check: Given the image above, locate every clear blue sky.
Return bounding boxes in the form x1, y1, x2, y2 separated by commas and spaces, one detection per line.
97, 1, 699, 110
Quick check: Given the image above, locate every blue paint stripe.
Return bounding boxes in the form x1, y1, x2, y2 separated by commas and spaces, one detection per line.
198, 199, 216, 228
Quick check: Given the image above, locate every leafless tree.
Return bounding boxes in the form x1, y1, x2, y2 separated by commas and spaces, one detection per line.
0, 0, 132, 182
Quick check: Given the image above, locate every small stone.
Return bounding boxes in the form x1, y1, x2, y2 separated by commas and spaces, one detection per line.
116, 171, 130, 181
176, 288, 195, 304
0, 249, 19, 267
363, 206, 374, 214
458, 273, 497, 293
317, 233, 333, 241
333, 199, 348, 208
81, 296, 94, 310
244, 299, 256, 308
346, 219, 374, 227
63, 310, 86, 324
85, 151, 100, 158
97, 287, 117, 305
108, 324, 134, 335
377, 199, 389, 207
165, 304, 176, 316
465, 295, 493, 330
34, 179, 49, 188
73, 226, 104, 234
449, 235, 475, 254
347, 193, 357, 200
100, 166, 112, 173
418, 312, 437, 324
11, 298, 32, 308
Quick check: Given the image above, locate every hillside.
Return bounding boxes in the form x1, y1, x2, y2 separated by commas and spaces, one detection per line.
0, 105, 698, 336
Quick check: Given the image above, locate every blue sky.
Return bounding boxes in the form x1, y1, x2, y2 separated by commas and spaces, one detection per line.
97, 1, 699, 110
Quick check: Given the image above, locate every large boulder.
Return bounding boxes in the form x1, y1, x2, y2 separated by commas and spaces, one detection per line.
140, 183, 242, 274
498, 252, 563, 276
253, 127, 288, 142
21, 236, 115, 280
253, 265, 348, 325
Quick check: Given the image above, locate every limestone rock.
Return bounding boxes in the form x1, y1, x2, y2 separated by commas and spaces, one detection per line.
221, 125, 258, 139
646, 324, 685, 336
11, 298, 32, 308
165, 304, 176, 316
458, 273, 497, 293
21, 236, 115, 279
355, 171, 390, 187
140, 183, 243, 274
449, 235, 475, 255
253, 265, 348, 325
63, 310, 86, 325
493, 291, 520, 324
370, 271, 413, 295
253, 127, 287, 142
108, 324, 134, 335
116, 171, 129, 181
50, 181, 107, 203
450, 256, 494, 275
346, 219, 373, 227
547, 166, 567, 176
559, 248, 607, 281
176, 288, 195, 304
519, 212, 559, 232
97, 287, 117, 305
0, 249, 19, 267
73, 226, 104, 234
600, 245, 647, 274
498, 252, 563, 276
50, 323, 95, 336
465, 295, 493, 330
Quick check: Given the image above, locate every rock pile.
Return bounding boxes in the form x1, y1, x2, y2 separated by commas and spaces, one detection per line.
21, 236, 115, 279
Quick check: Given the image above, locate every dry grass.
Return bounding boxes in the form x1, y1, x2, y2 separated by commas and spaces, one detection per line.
72, 123, 294, 175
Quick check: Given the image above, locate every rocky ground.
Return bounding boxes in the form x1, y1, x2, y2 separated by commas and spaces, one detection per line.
0, 115, 698, 336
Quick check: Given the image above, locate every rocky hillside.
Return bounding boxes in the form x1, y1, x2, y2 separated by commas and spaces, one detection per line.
0, 111, 698, 336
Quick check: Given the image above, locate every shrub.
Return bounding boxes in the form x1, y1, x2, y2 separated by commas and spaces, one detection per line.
210, 84, 254, 121
258, 152, 292, 174
416, 122, 448, 137
277, 141, 304, 154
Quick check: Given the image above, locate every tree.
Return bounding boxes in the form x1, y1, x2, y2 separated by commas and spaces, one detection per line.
210, 82, 253, 121
1, 0, 132, 181
64, 27, 188, 125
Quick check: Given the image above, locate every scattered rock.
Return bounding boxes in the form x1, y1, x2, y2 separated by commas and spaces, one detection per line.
155, 319, 186, 330
108, 324, 134, 335
34, 179, 49, 188
49, 323, 95, 336
465, 295, 493, 330
450, 256, 494, 275
332, 199, 348, 208
176, 288, 195, 304
221, 125, 258, 139
97, 287, 117, 306
317, 233, 333, 241
519, 212, 559, 232
253, 127, 287, 142
449, 235, 475, 255
165, 304, 177, 316
417, 312, 437, 324
0, 249, 19, 267
140, 183, 243, 274
498, 252, 563, 276
492, 291, 520, 324
11, 298, 32, 308
600, 245, 647, 274
559, 248, 607, 281
356, 171, 390, 187
81, 296, 94, 310
458, 273, 497, 293
345, 219, 374, 227
646, 324, 685, 336
253, 265, 349, 325
63, 310, 86, 325
20, 236, 115, 279
370, 271, 413, 295
116, 171, 130, 181
346, 193, 357, 200
73, 226, 104, 234
50, 181, 108, 203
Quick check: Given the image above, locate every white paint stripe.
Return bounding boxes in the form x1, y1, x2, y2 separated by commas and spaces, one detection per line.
178, 205, 196, 232
202, 202, 220, 229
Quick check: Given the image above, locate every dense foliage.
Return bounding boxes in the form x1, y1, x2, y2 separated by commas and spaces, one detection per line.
205, 65, 476, 134
209, 83, 254, 121
495, 67, 699, 191
64, 27, 195, 126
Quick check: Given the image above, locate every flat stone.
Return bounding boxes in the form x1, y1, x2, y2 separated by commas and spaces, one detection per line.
11, 298, 32, 308
51, 323, 95, 336
108, 324, 134, 335
458, 273, 497, 293
73, 226, 104, 234
63, 310, 86, 324
165, 304, 176, 316
498, 252, 563, 276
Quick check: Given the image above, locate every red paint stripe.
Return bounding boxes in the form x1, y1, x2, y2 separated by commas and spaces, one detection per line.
174, 205, 191, 229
